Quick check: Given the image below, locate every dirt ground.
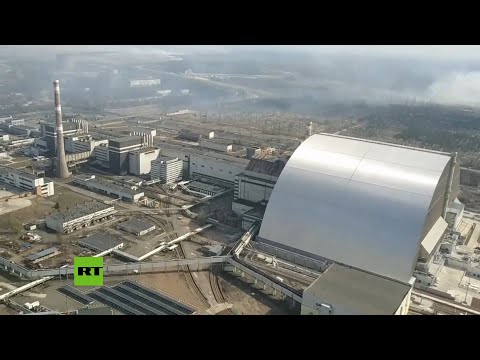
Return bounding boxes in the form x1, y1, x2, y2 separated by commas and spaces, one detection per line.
220, 271, 295, 315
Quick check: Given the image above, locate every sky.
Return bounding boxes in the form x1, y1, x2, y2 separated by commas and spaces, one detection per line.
5, 45, 480, 60
3, 45, 480, 107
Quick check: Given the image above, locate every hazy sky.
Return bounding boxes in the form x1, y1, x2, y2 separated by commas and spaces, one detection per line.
5, 45, 480, 60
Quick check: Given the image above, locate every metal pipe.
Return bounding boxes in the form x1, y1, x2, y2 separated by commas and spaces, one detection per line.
53, 80, 71, 178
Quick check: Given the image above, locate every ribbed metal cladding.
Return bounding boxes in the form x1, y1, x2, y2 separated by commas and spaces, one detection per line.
258, 133, 453, 283
53, 80, 71, 178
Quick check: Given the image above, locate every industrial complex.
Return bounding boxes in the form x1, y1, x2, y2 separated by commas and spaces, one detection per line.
0, 77, 479, 317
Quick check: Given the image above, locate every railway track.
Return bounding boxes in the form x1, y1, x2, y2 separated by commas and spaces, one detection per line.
176, 242, 210, 308
209, 264, 233, 315
146, 214, 211, 310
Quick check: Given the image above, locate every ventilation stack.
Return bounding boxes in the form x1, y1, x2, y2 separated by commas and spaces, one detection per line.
53, 80, 71, 178
308, 121, 313, 137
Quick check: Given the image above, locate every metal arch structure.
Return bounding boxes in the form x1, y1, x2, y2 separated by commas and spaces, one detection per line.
258, 133, 456, 283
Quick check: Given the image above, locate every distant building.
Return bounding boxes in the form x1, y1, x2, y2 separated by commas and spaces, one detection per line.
118, 218, 155, 236
199, 138, 233, 153
130, 79, 161, 87
128, 147, 160, 175
74, 175, 144, 202
5, 118, 25, 126
0, 167, 54, 197
46, 201, 116, 233
108, 136, 143, 175
151, 156, 183, 184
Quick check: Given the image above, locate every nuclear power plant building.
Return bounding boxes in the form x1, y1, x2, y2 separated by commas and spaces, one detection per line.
258, 133, 460, 284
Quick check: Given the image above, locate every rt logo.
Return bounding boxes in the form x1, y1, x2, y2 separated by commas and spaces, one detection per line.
74, 257, 103, 287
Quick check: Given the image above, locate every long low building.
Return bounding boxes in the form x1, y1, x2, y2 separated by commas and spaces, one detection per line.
74, 175, 144, 202
0, 166, 54, 197
46, 201, 116, 233
25, 247, 61, 264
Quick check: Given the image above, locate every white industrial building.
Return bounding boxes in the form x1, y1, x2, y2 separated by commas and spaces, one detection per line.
0, 167, 54, 197
256, 133, 461, 314
151, 156, 183, 184
189, 152, 249, 187
159, 144, 196, 176
128, 147, 160, 175
199, 138, 233, 152
74, 175, 145, 202
46, 201, 116, 233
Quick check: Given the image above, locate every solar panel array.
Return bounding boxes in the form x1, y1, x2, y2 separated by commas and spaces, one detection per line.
87, 280, 195, 315
57, 285, 94, 305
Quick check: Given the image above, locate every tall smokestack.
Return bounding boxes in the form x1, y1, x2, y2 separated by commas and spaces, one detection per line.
53, 80, 71, 178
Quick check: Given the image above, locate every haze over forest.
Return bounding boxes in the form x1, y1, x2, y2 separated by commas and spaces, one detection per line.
1, 45, 480, 115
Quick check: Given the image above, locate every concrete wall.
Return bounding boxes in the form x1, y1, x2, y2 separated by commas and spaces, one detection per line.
189, 154, 247, 184
235, 174, 275, 203
129, 148, 160, 175
199, 138, 232, 152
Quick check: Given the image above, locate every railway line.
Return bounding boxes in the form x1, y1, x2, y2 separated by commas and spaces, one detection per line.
209, 264, 233, 315
176, 242, 210, 308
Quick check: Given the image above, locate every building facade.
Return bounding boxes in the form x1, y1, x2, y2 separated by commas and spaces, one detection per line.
189, 152, 249, 187
46, 202, 116, 234
43, 122, 82, 156
151, 156, 183, 184
128, 147, 160, 175
65, 134, 108, 154
0, 167, 54, 197
108, 136, 143, 175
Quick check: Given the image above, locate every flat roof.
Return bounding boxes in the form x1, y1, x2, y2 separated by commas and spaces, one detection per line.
26, 247, 59, 261
44, 122, 78, 132
119, 219, 155, 234
78, 232, 123, 252
194, 151, 250, 165
109, 136, 143, 147
0, 166, 39, 181
129, 147, 159, 154
153, 156, 180, 163
189, 181, 225, 193
47, 201, 114, 223
86, 179, 144, 196
304, 263, 411, 315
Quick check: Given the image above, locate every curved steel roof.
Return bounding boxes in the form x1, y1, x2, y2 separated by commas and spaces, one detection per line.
258, 134, 452, 282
